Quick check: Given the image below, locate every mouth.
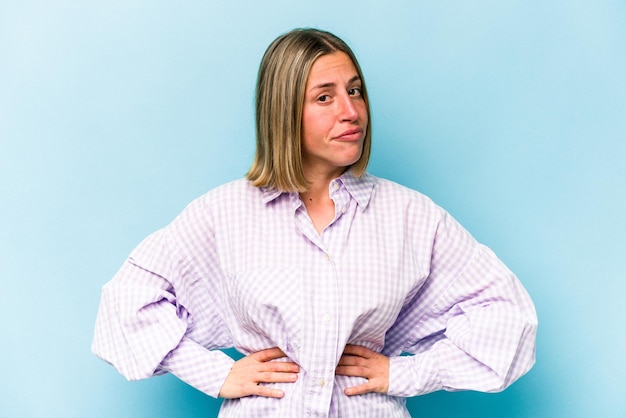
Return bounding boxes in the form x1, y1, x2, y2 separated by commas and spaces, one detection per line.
334, 127, 363, 141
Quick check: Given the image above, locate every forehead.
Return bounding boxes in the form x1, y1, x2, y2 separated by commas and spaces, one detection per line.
306, 52, 359, 86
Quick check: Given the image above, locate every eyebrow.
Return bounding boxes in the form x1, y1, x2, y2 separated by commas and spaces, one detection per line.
309, 75, 361, 92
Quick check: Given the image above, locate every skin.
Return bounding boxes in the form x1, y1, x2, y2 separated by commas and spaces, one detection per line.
299, 51, 369, 234
300, 51, 368, 185
218, 348, 299, 399
219, 52, 389, 399
336, 344, 389, 396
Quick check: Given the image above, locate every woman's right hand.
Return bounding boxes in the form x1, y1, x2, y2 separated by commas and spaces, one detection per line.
218, 347, 300, 399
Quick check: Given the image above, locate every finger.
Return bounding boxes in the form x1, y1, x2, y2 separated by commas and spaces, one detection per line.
342, 344, 375, 358
344, 377, 389, 395
252, 385, 286, 398
335, 364, 368, 378
344, 382, 375, 396
337, 354, 365, 367
258, 371, 299, 384
262, 361, 300, 373
251, 347, 288, 362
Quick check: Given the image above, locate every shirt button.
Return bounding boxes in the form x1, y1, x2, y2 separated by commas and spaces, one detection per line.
341, 206, 347, 213
318, 379, 326, 387
322, 313, 331, 323
324, 253, 331, 261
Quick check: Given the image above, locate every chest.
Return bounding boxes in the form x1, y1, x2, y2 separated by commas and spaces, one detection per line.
213, 201, 428, 351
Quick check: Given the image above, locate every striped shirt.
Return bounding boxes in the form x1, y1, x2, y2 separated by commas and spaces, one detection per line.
92, 171, 537, 417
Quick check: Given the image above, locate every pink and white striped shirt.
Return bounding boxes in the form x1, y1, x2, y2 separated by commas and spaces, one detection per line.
92, 171, 537, 417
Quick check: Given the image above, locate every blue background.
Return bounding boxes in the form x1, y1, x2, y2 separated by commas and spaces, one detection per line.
1, 1, 625, 417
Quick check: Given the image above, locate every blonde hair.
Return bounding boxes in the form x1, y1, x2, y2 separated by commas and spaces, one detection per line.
246, 28, 371, 192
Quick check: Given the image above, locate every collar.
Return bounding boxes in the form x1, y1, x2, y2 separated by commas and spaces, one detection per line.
337, 170, 376, 209
260, 170, 377, 210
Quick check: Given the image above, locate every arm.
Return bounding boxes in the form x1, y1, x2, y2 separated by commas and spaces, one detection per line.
91, 229, 236, 397
335, 210, 536, 398
93, 219, 300, 398
385, 212, 537, 397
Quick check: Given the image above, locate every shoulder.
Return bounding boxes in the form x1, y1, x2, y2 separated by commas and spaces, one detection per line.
368, 174, 480, 253
167, 179, 259, 230
368, 174, 440, 211
182, 178, 261, 212
203, 178, 259, 200
364, 174, 453, 236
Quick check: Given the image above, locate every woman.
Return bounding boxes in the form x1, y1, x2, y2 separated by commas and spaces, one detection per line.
93, 28, 537, 417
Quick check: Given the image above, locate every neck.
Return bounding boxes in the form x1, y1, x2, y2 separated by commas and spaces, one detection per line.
302, 164, 346, 194
299, 174, 339, 235
300, 183, 330, 204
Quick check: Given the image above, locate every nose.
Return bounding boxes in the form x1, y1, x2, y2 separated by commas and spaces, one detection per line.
338, 93, 359, 122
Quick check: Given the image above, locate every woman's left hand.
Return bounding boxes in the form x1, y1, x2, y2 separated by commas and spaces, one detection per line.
335, 344, 389, 396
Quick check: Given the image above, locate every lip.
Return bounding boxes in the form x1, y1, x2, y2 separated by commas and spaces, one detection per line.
334, 127, 363, 141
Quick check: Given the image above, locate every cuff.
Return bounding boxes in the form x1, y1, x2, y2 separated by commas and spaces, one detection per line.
160, 338, 236, 398
387, 351, 443, 398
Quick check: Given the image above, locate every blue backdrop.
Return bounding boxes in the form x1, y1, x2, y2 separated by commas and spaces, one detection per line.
1, 1, 625, 417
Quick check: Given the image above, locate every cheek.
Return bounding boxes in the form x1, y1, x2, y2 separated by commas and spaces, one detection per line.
302, 110, 329, 140
301, 108, 314, 135
301, 115, 320, 154
359, 103, 369, 126
301, 117, 314, 148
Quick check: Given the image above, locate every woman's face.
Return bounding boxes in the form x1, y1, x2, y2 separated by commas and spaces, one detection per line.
301, 52, 368, 179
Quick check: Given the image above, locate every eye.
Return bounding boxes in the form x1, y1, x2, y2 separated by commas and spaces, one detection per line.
317, 94, 331, 103
348, 87, 362, 96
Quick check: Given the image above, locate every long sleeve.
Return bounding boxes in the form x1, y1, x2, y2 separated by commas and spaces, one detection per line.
92, 174, 537, 416
92, 206, 235, 397
385, 210, 538, 397
92, 256, 189, 380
